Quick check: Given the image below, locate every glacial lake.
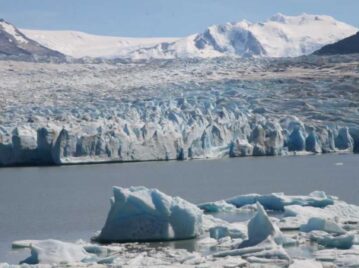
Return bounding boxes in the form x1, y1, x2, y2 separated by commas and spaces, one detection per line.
0, 153, 358, 263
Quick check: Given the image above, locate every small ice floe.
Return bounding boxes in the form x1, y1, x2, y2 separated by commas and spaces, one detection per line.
12, 239, 91, 265
300, 217, 346, 234
310, 231, 354, 249
202, 191, 334, 211
281, 200, 359, 230
315, 248, 359, 267
335, 162, 344, 166
289, 259, 323, 268
198, 200, 237, 213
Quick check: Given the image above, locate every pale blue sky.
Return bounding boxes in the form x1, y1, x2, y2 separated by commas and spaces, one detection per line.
0, 0, 358, 37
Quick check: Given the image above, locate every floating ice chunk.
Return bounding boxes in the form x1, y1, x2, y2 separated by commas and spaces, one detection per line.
214, 236, 291, 264
204, 256, 248, 267
300, 217, 346, 234
310, 231, 354, 249
12, 239, 90, 265
197, 237, 218, 246
226, 191, 333, 211
315, 248, 359, 266
281, 200, 359, 230
289, 259, 323, 268
96, 186, 203, 242
239, 203, 277, 247
198, 200, 237, 213
209, 223, 247, 240
236, 203, 293, 249
202, 214, 229, 231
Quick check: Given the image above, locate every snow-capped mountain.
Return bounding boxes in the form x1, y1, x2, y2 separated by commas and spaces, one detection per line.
314, 31, 359, 55
130, 13, 358, 60
23, 13, 358, 60
22, 29, 179, 59
0, 19, 65, 61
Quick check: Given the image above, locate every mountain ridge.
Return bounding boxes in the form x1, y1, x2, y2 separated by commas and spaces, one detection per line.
0, 19, 66, 61
1, 13, 358, 61
314, 31, 359, 55
129, 13, 357, 60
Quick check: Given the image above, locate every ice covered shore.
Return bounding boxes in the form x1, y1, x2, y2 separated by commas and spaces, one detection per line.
4, 187, 359, 267
0, 56, 359, 166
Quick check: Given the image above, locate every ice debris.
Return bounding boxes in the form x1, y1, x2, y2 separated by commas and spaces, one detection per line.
201, 191, 334, 211
6, 189, 359, 267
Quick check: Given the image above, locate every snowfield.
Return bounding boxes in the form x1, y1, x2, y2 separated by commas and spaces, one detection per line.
0, 55, 358, 166
22, 29, 178, 59
22, 13, 358, 59
4, 187, 359, 267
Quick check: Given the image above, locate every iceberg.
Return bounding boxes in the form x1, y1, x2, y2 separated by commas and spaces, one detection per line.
96, 186, 203, 242
238, 203, 289, 248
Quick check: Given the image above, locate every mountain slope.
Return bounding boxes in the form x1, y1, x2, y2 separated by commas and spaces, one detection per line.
314, 32, 359, 55
23, 29, 179, 59
0, 19, 65, 61
130, 13, 358, 60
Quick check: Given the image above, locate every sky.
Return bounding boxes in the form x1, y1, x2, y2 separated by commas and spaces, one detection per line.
0, 0, 358, 37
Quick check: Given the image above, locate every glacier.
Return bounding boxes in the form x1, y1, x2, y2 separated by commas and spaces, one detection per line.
0, 55, 358, 167
6, 187, 359, 267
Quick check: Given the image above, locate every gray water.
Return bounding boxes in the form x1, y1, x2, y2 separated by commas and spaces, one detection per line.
0, 154, 358, 263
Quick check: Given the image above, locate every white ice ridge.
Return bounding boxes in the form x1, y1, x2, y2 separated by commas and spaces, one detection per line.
22, 13, 357, 59
5, 188, 359, 267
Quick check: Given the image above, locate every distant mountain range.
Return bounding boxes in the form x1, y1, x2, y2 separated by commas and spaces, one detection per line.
125, 13, 357, 60
0, 14, 358, 61
0, 19, 66, 61
314, 31, 359, 55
